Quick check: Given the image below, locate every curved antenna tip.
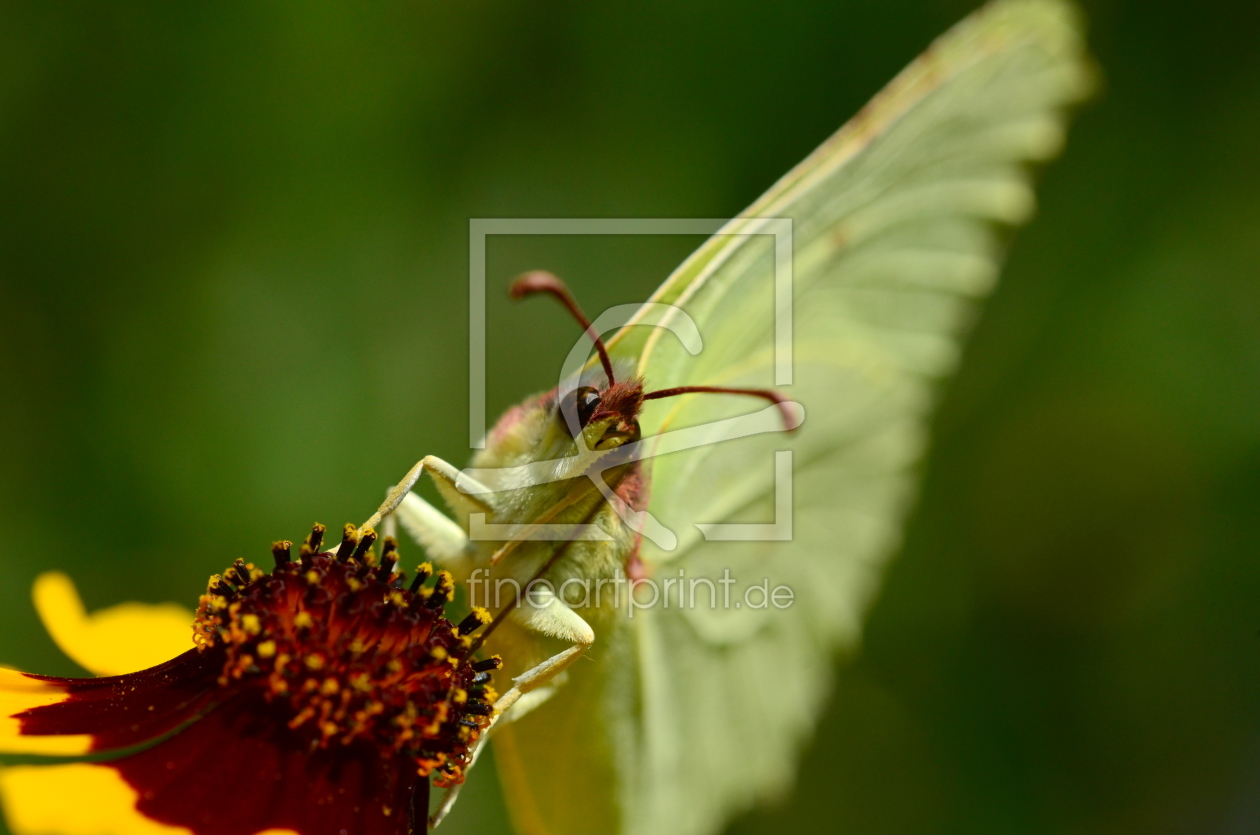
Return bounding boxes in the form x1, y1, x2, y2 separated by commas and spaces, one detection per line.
642, 385, 801, 432
508, 271, 617, 386
508, 270, 563, 300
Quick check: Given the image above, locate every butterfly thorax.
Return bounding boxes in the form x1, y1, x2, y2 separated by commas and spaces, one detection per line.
458, 380, 647, 616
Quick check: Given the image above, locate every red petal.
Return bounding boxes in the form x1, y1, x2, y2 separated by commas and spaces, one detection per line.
16, 648, 221, 752
115, 690, 421, 835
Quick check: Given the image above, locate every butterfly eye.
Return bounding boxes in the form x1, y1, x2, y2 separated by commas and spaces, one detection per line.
557, 386, 602, 435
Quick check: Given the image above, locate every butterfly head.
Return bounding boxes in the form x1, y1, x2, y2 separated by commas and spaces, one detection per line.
553, 377, 644, 453
510, 270, 799, 459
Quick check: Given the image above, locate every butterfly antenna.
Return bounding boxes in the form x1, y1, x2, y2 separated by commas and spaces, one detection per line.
643, 385, 800, 432
510, 271, 616, 386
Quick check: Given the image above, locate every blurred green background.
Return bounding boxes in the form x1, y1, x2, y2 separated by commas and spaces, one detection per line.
1, 1, 1257, 833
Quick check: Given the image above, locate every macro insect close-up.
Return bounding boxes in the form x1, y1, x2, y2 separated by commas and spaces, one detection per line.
2, 1, 1258, 834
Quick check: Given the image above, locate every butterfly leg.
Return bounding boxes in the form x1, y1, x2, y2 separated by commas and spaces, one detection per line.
429, 591, 594, 829
495, 588, 594, 711
392, 492, 474, 574
363, 454, 502, 578
362, 455, 496, 533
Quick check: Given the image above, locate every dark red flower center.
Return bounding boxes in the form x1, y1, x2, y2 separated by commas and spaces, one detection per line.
192, 524, 498, 787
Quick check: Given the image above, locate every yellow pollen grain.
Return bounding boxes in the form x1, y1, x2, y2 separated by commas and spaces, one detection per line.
346, 577, 363, 593
388, 591, 405, 607
289, 706, 315, 729
349, 639, 367, 654
305, 570, 320, 586
320, 678, 340, 695
305, 654, 325, 671
386, 659, 402, 674
293, 612, 313, 630
421, 717, 442, 736
319, 720, 339, 738
241, 614, 262, 635
430, 646, 447, 661
257, 640, 276, 658
452, 689, 467, 704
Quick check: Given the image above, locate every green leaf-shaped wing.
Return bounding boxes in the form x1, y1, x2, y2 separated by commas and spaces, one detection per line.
495, 2, 1094, 833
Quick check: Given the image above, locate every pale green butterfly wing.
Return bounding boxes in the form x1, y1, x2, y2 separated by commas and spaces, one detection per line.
493, 2, 1094, 834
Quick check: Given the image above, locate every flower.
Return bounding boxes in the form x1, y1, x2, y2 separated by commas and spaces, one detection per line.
0, 524, 500, 835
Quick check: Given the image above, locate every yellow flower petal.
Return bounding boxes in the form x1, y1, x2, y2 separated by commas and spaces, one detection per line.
0, 763, 188, 835
0, 762, 299, 835
0, 670, 90, 756
32, 572, 194, 677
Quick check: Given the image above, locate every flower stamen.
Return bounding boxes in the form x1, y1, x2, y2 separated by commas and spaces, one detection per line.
192, 523, 496, 784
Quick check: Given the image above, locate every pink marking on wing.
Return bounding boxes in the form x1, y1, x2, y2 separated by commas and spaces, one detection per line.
615, 464, 651, 582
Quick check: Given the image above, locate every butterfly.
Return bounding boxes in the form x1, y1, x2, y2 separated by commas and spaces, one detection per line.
371, 1, 1095, 832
